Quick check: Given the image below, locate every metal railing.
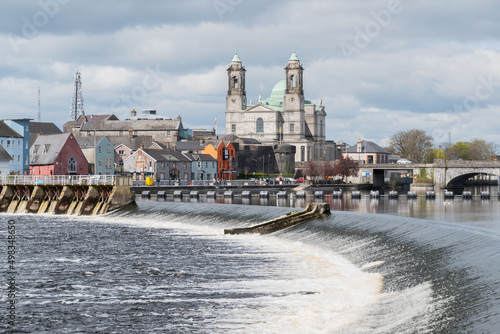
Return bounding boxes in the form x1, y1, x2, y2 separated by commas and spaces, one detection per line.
0, 175, 116, 186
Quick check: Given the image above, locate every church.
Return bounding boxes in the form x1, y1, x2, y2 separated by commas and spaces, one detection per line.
224, 50, 338, 163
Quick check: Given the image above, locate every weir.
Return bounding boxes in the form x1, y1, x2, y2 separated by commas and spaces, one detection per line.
224, 203, 330, 235
0, 175, 135, 215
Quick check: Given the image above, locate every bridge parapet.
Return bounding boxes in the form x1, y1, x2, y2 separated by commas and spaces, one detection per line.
0, 175, 115, 186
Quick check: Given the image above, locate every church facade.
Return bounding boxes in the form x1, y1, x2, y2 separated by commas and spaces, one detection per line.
225, 51, 337, 163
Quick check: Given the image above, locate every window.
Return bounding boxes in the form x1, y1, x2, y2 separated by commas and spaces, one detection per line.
25, 156, 28, 165
183, 162, 187, 169
149, 161, 152, 168
7, 140, 10, 148
68, 156, 77, 173
119, 160, 124, 166
107, 144, 111, 153
98, 158, 102, 166
256, 118, 264, 133
17, 155, 20, 162
25, 141, 28, 149
233, 76, 238, 89
98, 146, 102, 153
106, 158, 112, 168
18, 140, 21, 148
231, 124, 236, 133
118, 150, 125, 156
173, 162, 176, 168
197, 161, 202, 168
212, 162, 215, 168
290, 123, 295, 132
320, 120, 323, 136
291, 74, 296, 88
119, 131, 123, 136
167, 131, 171, 136
161, 162, 165, 169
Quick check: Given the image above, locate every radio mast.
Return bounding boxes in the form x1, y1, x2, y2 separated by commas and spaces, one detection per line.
70, 70, 85, 121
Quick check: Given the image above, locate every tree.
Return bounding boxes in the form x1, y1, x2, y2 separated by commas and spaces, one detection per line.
304, 161, 321, 178
469, 139, 496, 160
425, 148, 445, 163
333, 156, 359, 180
389, 129, 433, 163
320, 160, 336, 178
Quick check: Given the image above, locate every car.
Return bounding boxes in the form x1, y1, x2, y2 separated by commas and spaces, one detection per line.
295, 177, 305, 183
397, 158, 412, 164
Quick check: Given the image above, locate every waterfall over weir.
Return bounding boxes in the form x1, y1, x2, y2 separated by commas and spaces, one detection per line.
0, 175, 134, 215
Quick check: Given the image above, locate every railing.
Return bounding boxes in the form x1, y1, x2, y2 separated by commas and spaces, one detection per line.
0, 175, 116, 186
132, 179, 298, 187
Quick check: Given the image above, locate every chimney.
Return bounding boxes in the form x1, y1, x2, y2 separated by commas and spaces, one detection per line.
140, 144, 144, 149
177, 115, 181, 121
357, 139, 362, 153
131, 109, 137, 117
128, 128, 133, 137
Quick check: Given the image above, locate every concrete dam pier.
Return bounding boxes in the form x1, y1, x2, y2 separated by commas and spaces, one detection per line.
224, 203, 330, 235
0, 175, 135, 215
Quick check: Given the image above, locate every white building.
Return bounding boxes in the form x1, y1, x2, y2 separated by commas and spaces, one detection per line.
225, 51, 337, 163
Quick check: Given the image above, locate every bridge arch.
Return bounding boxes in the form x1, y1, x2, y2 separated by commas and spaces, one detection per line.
446, 172, 498, 188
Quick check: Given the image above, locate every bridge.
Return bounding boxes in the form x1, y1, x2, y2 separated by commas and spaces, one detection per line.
357, 159, 500, 189
0, 175, 135, 215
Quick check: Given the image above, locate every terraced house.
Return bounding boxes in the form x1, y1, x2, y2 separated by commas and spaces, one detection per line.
0, 119, 30, 174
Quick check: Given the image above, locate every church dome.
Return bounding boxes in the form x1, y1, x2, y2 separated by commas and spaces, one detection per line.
270, 79, 286, 99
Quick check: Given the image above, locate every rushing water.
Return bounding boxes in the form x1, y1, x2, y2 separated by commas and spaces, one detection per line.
1, 190, 499, 333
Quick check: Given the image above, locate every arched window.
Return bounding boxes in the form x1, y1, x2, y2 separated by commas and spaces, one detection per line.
291, 75, 296, 88
233, 76, 238, 89
256, 118, 264, 133
68, 156, 77, 173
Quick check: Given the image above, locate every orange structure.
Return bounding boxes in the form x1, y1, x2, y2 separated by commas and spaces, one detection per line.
202, 141, 236, 180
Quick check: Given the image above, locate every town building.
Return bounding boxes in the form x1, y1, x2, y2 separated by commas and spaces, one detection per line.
185, 153, 218, 181
123, 148, 192, 181
64, 110, 183, 142
224, 51, 338, 164
107, 135, 154, 172
77, 136, 115, 175
343, 139, 391, 164
30, 133, 89, 175
0, 145, 12, 174
0, 119, 30, 174
202, 142, 237, 180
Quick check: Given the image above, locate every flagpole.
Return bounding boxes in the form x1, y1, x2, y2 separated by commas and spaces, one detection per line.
215, 114, 217, 138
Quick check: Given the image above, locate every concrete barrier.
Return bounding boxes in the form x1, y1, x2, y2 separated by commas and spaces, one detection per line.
224, 203, 330, 235
407, 191, 417, 199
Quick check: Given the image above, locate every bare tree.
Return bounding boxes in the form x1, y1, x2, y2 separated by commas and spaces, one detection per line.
304, 161, 321, 178
390, 129, 433, 163
469, 139, 496, 160
320, 160, 336, 178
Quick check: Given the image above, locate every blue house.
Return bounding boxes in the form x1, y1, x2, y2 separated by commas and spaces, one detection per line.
186, 153, 218, 181
0, 119, 31, 174
77, 136, 115, 175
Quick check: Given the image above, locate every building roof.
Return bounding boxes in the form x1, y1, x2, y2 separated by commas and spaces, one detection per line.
80, 119, 181, 132
107, 135, 154, 151
173, 141, 205, 152
30, 122, 63, 146
142, 149, 191, 162
0, 145, 12, 161
231, 51, 241, 63
346, 140, 391, 154
30, 133, 71, 165
76, 136, 108, 149
0, 120, 22, 138
289, 49, 299, 61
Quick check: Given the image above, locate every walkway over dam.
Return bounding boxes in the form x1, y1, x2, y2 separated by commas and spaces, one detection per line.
359, 159, 500, 188
0, 175, 135, 215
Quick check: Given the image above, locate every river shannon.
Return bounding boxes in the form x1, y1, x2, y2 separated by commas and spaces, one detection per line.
1, 188, 499, 333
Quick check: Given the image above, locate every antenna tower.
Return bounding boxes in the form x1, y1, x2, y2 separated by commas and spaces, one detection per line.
70, 70, 85, 121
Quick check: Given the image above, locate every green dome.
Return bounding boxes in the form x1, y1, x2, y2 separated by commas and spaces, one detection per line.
270, 79, 286, 98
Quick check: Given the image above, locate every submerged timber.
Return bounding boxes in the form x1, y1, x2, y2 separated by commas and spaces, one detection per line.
0, 175, 135, 215
224, 202, 330, 235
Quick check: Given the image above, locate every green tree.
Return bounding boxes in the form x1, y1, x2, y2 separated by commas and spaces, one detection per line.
444, 142, 470, 160
425, 148, 445, 163
389, 129, 433, 163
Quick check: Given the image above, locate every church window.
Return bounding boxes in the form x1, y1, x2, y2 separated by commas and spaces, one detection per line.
68, 156, 77, 173
256, 118, 264, 133
233, 76, 239, 89
290, 123, 295, 132
231, 124, 236, 133
320, 120, 323, 136
291, 75, 296, 88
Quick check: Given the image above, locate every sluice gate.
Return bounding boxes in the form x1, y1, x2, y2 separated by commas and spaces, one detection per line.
0, 175, 135, 215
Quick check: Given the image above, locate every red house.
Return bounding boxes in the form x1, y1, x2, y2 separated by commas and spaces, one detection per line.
30, 133, 89, 175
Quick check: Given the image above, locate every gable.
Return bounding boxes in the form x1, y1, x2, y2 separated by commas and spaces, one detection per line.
245, 104, 278, 113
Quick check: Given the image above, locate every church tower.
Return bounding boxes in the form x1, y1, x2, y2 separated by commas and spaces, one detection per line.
283, 50, 304, 112
226, 51, 247, 113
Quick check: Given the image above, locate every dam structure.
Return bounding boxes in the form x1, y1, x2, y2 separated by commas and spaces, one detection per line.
0, 175, 135, 215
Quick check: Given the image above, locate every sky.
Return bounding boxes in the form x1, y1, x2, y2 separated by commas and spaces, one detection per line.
1, 0, 500, 149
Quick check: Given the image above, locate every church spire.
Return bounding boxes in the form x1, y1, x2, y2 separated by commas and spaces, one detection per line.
231, 50, 241, 63
289, 49, 299, 61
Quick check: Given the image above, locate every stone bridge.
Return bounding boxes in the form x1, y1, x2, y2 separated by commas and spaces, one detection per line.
357, 159, 500, 189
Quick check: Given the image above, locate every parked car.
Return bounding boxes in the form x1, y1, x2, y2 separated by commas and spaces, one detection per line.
397, 158, 412, 164
296, 177, 305, 183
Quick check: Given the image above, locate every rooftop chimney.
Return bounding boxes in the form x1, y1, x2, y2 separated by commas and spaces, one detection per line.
131, 109, 137, 117
357, 139, 362, 153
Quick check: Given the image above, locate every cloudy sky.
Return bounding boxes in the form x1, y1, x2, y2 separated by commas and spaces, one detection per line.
1, 0, 500, 148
